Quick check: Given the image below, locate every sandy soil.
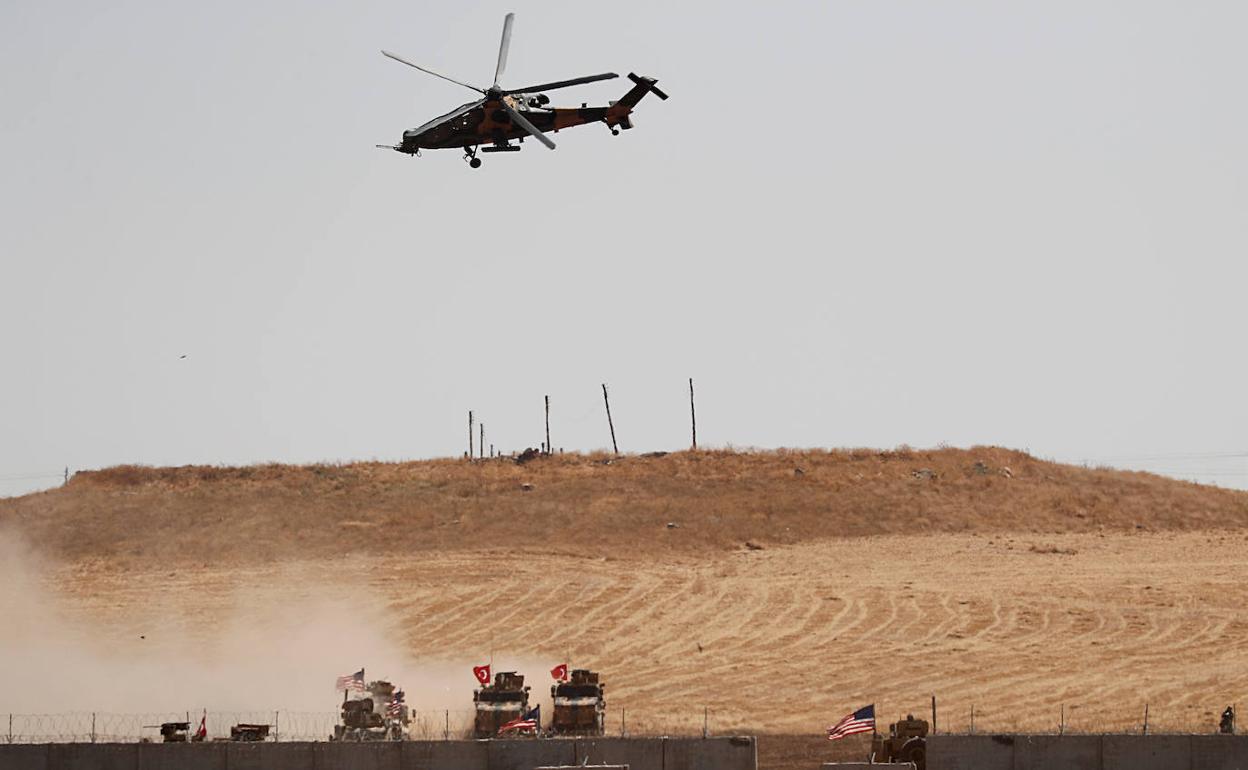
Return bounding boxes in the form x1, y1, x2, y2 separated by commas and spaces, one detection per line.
44, 530, 1248, 740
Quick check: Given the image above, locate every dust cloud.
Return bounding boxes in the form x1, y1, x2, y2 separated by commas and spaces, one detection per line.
0, 531, 548, 720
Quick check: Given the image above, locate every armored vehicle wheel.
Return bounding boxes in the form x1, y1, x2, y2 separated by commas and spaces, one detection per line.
898, 737, 926, 770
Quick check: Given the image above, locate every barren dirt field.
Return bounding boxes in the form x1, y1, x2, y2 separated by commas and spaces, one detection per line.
3, 448, 1248, 769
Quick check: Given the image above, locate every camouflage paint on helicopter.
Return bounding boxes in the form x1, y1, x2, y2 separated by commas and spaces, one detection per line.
379, 14, 667, 167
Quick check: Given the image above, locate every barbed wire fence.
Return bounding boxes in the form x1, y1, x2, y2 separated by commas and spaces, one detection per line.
3, 702, 1237, 744
0, 706, 746, 744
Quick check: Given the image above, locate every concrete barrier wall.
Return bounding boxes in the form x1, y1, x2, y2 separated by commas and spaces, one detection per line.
929, 735, 1013, 770
1191, 735, 1248, 770
1011, 735, 1100, 770
0, 737, 756, 770
573, 737, 665, 769
930, 734, 1248, 770
664, 736, 756, 770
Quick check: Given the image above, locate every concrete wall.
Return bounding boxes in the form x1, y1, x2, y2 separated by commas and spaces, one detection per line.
0, 737, 756, 770
929, 734, 1248, 770
664, 737, 756, 770
818, 758, 918, 763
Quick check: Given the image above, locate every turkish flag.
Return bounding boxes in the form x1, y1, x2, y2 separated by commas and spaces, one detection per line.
193, 712, 207, 741
473, 664, 491, 685
550, 663, 569, 681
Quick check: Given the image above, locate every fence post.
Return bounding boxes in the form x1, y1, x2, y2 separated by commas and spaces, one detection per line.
444, 710, 449, 740
689, 378, 697, 449
602, 384, 618, 455
274, 711, 279, 742
1059, 704, 1065, 736
970, 705, 975, 735
469, 411, 474, 459
621, 707, 626, 738
91, 713, 96, 743
7, 713, 11, 743
1143, 704, 1149, 735
545, 395, 551, 455
702, 706, 708, 738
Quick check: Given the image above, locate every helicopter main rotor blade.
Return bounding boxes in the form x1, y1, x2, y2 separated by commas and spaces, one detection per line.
381, 50, 484, 94
501, 101, 555, 150
492, 13, 514, 89
502, 72, 619, 95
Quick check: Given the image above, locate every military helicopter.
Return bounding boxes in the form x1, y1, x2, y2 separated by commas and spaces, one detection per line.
378, 13, 667, 168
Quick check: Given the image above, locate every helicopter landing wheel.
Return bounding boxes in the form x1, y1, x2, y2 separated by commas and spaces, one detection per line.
469, 157, 482, 169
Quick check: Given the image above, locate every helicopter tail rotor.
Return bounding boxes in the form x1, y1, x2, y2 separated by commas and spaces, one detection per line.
620, 73, 668, 106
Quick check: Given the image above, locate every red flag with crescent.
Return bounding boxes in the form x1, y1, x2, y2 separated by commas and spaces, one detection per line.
550, 663, 569, 681
473, 664, 491, 685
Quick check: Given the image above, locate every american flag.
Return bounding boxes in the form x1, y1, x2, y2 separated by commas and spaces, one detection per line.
498, 705, 540, 735
386, 690, 405, 718
826, 704, 875, 741
336, 669, 366, 692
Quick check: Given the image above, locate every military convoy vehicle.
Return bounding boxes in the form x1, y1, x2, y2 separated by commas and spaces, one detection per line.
229, 724, 270, 742
550, 669, 605, 736
333, 680, 409, 741
473, 671, 531, 738
153, 722, 192, 743
870, 714, 928, 769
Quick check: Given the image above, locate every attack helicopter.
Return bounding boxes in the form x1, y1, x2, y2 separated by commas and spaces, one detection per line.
377, 13, 667, 168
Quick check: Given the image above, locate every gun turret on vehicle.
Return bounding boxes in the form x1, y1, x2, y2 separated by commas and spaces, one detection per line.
474, 671, 530, 738
154, 722, 190, 743
550, 669, 605, 736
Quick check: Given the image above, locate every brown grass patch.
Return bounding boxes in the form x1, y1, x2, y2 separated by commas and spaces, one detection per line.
3, 447, 1246, 568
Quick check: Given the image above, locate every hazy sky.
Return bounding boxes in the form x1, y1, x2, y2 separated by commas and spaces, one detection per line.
3, 1, 1247, 496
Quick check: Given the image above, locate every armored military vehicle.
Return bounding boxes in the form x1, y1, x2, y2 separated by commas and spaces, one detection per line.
550, 669, 605, 736
229, 724, 270, 742
155, 722, 190, 743
333, 679, 409, 741
870, 714, 928, 769
474, 671, 530, 738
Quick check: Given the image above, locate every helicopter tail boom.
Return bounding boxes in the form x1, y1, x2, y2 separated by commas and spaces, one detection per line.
617, 73, 668, 108
605, 73, 666, 130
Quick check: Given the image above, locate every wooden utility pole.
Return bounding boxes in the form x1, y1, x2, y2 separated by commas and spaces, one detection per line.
468, 411, 475, 459
602, 384, 618, 455
544, 395, 551, 456
689, 378, 697, 449
480, 423, 485, 460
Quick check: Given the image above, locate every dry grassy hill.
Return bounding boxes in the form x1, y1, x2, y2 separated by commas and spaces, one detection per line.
3, 447, 1246, 567
4, 447, 1248, 768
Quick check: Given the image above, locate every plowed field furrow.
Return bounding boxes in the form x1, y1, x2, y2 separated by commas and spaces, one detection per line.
32, 531, 1248, 734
